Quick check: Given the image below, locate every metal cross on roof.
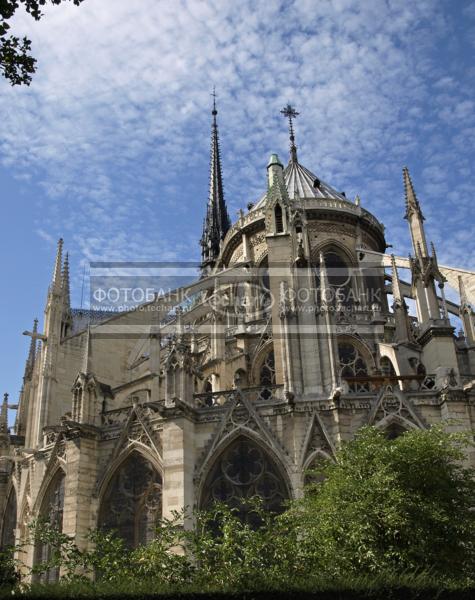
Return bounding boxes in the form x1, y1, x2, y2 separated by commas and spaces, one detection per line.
280, 103, 299, 162
211, 86, 217, 115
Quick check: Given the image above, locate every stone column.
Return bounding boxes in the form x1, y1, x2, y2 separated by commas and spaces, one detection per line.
62, 433, 99, 558
161, 416, 195, 529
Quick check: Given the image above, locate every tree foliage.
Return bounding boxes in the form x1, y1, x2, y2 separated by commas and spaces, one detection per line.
2, 426, 474, 595
285, 426, 475, 581
0, 0, 84, 85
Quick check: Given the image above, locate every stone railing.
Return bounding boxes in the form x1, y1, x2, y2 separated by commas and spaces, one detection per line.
343, 374, 437, 394
221, 207, 266, 247
193, 384, 284, 409
303, 198, 384, 232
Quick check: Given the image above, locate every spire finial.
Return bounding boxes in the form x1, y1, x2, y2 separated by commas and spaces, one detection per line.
280, 103, 299, 163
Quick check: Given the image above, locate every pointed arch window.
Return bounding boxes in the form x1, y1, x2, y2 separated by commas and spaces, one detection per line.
99, 452, 162, 549
338, 342, 370, 393
34, 469, 65, 583
316, 250, 354, 309
201, 436, 288, 525
258, 349, 275, 400
384, 422, 407, 440
167, 357, 179, 399
203, 379, 213, 407
258, 256, 271, 312
1, 487, 17, 549
274, 204, 284, 233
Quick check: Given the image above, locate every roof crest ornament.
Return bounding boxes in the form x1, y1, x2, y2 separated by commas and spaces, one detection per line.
280, 103, 299, 163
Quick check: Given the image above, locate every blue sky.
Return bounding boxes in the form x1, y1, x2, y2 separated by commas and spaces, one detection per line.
1, 0, 474, 408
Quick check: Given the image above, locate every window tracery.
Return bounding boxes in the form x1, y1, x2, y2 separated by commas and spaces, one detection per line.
338, 342, 370, 392
315, 250, 354, 309
99, 452, 162, 549
258, 349, 275, 400
201, 437, 288, 524
34, 470, 65, 583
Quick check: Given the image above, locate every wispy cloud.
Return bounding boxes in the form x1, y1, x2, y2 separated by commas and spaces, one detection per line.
1, 0, 474, 304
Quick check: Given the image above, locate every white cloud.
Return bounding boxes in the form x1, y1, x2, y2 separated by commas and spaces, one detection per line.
0, 0, 474, 304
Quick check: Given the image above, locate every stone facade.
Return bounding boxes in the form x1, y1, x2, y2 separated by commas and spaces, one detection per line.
1, 107, 475, 580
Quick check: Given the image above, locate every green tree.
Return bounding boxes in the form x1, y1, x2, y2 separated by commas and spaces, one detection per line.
284, 425, 475, 582
0, 0, 84, 85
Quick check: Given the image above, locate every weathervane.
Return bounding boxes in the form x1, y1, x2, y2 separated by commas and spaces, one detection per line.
280, 103, 299, 162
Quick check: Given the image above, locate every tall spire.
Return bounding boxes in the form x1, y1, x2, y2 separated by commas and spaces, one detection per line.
280, 103, 299, 163
458, 275, 475, 344
390, 255, 403, 305
0, 393, 8, 435
403, 167, 429, 257
52, 238, 64, 292
200, 89, 231, 271
24, 318, 38, 381
459, 275, 470, 308
403, 166, 423, 220
390, 254, 413, 342
62, 252, 71, 310
81, 326, 91, 374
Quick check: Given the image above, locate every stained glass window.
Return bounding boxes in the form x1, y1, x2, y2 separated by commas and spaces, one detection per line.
316, 251, 354, 309
338, 342, 370, 392
34, 469, 65, 583
201, 437, 288, 524
99, 452, 162, 548
0, 488, 17, 549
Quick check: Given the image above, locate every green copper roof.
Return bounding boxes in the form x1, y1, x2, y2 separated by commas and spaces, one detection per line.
267, 153, 283, 168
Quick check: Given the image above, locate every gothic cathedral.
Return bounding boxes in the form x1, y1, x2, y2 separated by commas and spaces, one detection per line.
1, 101, 474, 580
